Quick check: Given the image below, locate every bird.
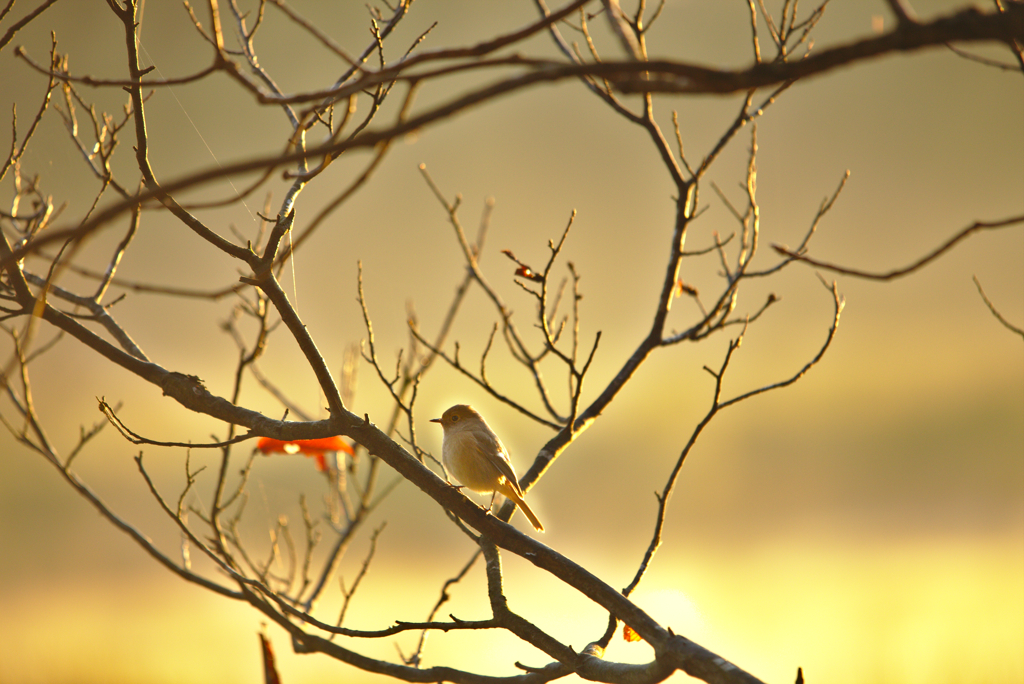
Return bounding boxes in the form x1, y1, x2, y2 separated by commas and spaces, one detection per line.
430, 404, 544, 531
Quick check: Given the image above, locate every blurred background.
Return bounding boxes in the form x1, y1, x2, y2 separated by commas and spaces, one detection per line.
1, 1, 1021, 683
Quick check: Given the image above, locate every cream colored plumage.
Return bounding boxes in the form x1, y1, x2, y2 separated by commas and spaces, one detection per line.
430, 404, 544, 532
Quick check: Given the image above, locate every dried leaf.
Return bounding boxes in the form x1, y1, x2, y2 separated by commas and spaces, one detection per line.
256, 437, 354, 472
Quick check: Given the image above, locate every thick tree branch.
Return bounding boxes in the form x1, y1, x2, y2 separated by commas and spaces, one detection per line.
4, 5, 1018, 272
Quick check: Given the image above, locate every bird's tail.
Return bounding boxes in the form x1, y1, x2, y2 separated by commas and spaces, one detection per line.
504, 486, 544, 532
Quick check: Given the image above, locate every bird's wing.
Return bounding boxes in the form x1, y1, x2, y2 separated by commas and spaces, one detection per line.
472, 429, 523, 496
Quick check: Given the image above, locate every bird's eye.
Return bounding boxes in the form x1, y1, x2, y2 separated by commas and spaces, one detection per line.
450, 415, 459, 422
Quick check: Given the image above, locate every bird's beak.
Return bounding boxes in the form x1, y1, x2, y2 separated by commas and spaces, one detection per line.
429, 417, 442, 424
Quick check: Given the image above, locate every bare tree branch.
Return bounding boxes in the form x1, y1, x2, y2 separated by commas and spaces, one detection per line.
773, 215, 1023, 280
973, 274, 1024, 338
3, 2, 1017, 683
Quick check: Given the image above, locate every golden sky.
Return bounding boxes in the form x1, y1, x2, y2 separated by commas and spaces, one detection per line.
1, 2, 1021, 683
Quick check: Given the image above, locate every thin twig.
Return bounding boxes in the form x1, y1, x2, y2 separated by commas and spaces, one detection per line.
973, 275, 1024, 338
773, 215, 1023, 280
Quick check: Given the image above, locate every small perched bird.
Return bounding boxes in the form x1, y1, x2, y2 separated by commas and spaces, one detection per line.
430, 404, 544, 532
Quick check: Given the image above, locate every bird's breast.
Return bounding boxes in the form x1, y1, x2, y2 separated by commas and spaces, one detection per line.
443, 431, 504, 493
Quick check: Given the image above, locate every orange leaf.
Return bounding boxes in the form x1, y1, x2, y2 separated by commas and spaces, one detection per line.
515, 265, 544, 282
259, 630, 281, 684
257, 437, 354, 471
623, 624, 642, 642
674, 279, 698, 297
257, 436, 353, 455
